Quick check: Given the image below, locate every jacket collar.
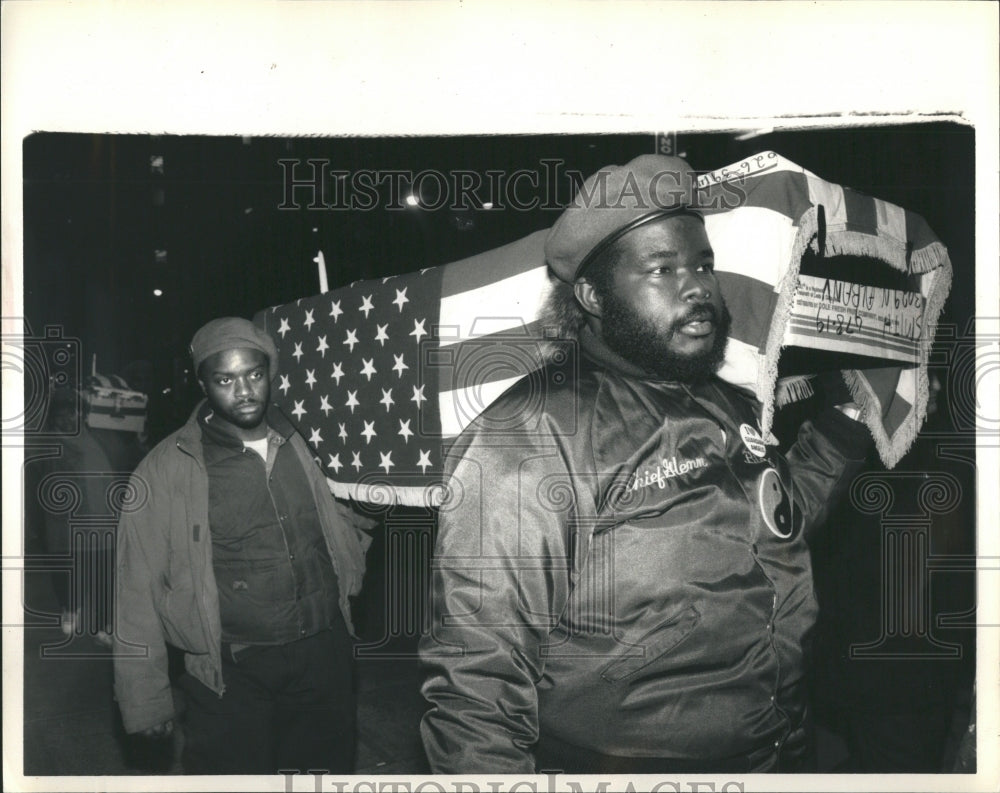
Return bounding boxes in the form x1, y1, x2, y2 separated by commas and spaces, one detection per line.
175, 399, 297, 456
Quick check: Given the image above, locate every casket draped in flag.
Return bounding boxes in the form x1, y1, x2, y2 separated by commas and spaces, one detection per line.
254, 152, 952, 506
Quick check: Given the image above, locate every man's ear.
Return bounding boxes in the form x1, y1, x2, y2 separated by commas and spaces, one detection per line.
197, 378, 207, 396
574, 279, 603, 318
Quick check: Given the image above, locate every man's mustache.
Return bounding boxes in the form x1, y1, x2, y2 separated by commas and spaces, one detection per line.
673, 303, 721, 329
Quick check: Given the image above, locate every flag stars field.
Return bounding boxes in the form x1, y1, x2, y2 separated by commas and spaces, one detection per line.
261, 261, 449, 502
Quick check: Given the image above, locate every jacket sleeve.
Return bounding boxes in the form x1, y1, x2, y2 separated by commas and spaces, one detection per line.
112, 459, 175, 734
419, 428, 575, 774
785, 406, 873, 538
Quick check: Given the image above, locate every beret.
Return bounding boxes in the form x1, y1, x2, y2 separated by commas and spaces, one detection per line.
544, 154, 701, 282
190, 317, 279, 381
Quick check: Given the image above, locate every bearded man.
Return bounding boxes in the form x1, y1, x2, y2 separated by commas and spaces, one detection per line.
418, 155, 872, 773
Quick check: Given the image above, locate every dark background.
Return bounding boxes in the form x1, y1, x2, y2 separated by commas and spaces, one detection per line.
22, 124, 975, 439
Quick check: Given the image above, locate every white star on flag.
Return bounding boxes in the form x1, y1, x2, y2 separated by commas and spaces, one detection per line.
361, 420, 377, 444
305, 369, 317, 390
331, 362, 344, 384
292, 400, 307, 420
319, 394, 333, 416
360, 358, 377, 381
411, 384, 427, 407
343, 329, 359, 352
279, 374, 291, 396
393, 288, 409, 312
345, 390, 360, 413
338, 423, 348, 442
329, 299, 343, 321
417, 449, 433, 473
351, 451, 363, 471
392, 353, 408, 377
410, 318, 428, 343
327, 453, 342, 473
378, 451, 394, 474
316, 335, 329, 357
292, 342, 304, 363
374, 324, 390, 346
303, 308, 316, 331
277, 317, 291, 338
308, 427, 323, 447
359, 294, 375, 318
380, 388, 394, 412
398, 419, 413, 442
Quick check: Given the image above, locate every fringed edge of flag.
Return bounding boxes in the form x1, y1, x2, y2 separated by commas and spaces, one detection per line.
841, 251, 953, 469
758, 206, 820, 437
818, 229, 910, 272
327, 477, 445, 508
775, 375, 816, 408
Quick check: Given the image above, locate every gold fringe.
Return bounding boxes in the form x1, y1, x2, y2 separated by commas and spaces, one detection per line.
759, 206, 819, 438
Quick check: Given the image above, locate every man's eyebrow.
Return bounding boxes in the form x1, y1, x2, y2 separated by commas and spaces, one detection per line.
211, 364, 266, 377
637, 247, 714, 263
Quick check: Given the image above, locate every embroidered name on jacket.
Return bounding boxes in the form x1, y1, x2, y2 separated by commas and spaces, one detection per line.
627, 455, 709, 492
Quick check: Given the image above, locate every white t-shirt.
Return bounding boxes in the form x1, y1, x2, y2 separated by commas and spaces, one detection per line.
244, 437, 269, 461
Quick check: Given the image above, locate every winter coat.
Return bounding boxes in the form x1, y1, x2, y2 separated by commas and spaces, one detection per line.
113, 402, 370, 734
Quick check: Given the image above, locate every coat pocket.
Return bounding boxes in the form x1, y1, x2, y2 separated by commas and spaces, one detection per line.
600, 605, 700, 683
158, 582, 210, 653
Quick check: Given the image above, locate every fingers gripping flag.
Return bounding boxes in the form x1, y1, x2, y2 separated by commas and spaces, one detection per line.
255, 152, 952, 505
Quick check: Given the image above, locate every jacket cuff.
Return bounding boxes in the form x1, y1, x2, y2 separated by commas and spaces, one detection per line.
810, 406, 873, 461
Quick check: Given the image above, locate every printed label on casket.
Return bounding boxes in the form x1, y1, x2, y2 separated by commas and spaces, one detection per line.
784, 274, 923, 363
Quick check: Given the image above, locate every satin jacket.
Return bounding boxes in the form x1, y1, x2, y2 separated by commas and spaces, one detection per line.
419, 331, 870, 773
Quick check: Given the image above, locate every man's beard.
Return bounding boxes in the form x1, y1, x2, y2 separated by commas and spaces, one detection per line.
599, 295, 732, 383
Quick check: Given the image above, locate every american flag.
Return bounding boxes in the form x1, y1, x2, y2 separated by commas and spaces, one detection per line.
255, 152, 952, 504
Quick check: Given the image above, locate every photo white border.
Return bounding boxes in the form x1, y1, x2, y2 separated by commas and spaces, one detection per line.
3, 2, 998, 792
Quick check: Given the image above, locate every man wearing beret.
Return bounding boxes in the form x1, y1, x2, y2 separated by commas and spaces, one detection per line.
113, 317, 371, 773
419, 155, 872, 773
